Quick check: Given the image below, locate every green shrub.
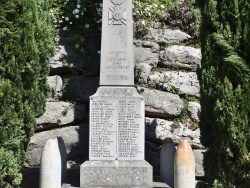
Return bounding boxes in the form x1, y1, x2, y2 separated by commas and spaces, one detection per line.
54, 0, 171, 53
133, 0, 170, 22
164, 0, 201, 40
199, 0, 250, 187
0, 0, 54, 186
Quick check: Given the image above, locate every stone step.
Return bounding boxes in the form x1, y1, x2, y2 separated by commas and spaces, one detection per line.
22, 166, 170, 188
62, 176, 170, 188
22, 165, 206, 188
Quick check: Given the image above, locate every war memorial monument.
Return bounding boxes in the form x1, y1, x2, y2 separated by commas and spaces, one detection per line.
80, 0, 153, 187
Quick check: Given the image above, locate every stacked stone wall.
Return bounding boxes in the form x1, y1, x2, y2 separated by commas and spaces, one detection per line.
26, 27, 205, 184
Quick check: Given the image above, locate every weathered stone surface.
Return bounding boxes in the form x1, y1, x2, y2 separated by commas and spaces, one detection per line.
148, 71, 200, 97
145, 117, 204, 149
100, 0, 134, 85
27, 125, 89, 166
89, 87, 144, 161
36, 102, 86, 130
145, 29, 191, 44
145, 117, 174, 141
173, 122, 203, 149
135, 63, 152, 84
188, 102, 201, 122
134, 40, 159, 67
47, 76, 63, 101
80, 161, 153, 188
193, 150, 205, 177
159, 45, 201, 71
62, 76, 99, 103
138, 87, 183, 118
49, 45, 67, 71
49, 45, 87, 75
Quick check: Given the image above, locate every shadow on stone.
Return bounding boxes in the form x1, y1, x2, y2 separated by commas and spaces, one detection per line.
145, 118, 160, 176
21, 167, 39, 188
50, 29, 101, 76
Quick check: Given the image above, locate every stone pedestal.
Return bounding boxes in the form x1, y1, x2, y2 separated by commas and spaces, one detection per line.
80, 86, 153, 187
80, 160, 153, 188
80, 1, 153, 186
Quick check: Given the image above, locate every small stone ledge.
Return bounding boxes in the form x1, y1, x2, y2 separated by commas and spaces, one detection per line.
80, 160, 153, 188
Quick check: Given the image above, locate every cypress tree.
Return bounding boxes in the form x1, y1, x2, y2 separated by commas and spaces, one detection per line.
0, 0, 54, 187
199, 0, 250, 187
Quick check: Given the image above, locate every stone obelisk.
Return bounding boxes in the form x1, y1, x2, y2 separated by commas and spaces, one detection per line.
80, 0, 153, 187
99, 0, 134, 85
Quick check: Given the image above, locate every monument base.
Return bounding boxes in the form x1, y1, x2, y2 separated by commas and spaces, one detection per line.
80, 160, 153, 188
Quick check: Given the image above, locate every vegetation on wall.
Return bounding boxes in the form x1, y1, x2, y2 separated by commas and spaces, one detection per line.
0, 0, 203, 186
133, 0, 170, 22
198, 0, 250, 187
0, 0, 54, 187
52, 0, 201, 57
164, 0, 201, 40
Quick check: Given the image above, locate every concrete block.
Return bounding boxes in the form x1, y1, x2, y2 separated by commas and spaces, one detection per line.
80, 160, 153, 188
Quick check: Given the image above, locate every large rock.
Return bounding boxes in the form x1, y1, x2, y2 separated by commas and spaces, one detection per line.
47, 75, 63, 101
145, 118, 174, 141
145, 29, 191, 44
188, 102, 201, 122
36, 102, 86, 130
135, 63, 152, 84
49, 45, 87, 75
193, 150, 205, 177
138, 87, 183, 118
27, 125, 89, 166
49, 30, 101, 75
159, 45, 201, 71
62, 76, 99, 103
134, 40, 159, 67
172, 122, 203, 149
148, 71, 200, 97
145, 117, 203, 149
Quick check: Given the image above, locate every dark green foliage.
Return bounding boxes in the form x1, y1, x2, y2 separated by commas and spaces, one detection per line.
57, 0, 102, 70
0, 0, 54, 186
199, 0, 250, 187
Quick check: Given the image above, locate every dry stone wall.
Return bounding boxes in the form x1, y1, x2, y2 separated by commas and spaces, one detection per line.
27, 28, 204, 179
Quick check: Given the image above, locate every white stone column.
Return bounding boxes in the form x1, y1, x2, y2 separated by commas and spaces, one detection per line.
39, 138, 61, 188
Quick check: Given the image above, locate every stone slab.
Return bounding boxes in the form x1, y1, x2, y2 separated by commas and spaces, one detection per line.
145, 118, 204, 149
159, 45, 201, 71
47, 76, 63, 101
138, 87, 183, 118
80, 160, 153, 188
36, 102, 86, 131
148, 71, 200, 97
89, 87, 144, 160
100, 0, 134, 85
193, 150, 205, 177
27, 125, 89, 166
144, 28, 191, 45
133, 40, 159, 67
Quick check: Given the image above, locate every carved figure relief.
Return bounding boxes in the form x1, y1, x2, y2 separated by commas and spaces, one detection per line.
109, 0, 126, 25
